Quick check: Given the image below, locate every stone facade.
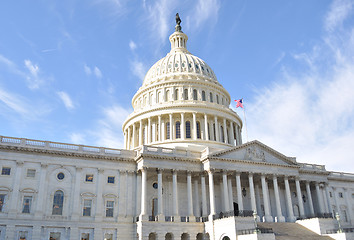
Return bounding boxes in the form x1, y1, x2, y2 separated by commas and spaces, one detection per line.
0, 22, 354, 240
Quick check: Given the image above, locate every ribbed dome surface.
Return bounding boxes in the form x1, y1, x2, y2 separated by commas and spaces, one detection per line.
142, 51, 218, 87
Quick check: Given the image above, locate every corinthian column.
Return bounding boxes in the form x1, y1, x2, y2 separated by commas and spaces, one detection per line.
273, 175, 285, 222
235, 172, 244, 211
284, 176, 296, 222
261, 174, 273, 222
295, 178, 305, 218
157, 169, 164, 221
208, 170, 216, 220
204, 114, 209, 140
222, 171, 230, 212
172, 170, 180, 221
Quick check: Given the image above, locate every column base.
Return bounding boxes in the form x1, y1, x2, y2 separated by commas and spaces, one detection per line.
287, 216, 297, 222
173, 215, 180, 222
139, 214, 149, 221
157, 214, 165, 222
275, 216, 285, 222
188, 216, 196, 222
263, 215, 274, 222
208, 214, 214, 222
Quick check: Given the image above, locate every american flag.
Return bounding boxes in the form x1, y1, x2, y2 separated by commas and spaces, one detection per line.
234, 99, 243, 108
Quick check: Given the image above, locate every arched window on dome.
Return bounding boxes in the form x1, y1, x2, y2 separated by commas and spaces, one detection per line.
166, 122, 170, 140
157, 92, 161, 103
175, 121, 181, 139
186, 121, 191, 138
52, 190, 64, 215
210, 93, 213, 103
184, 89, 189, 100
216, 95, 219, 104
202, 91, 206, 101
222, 98, 224, 105
207, 123, 211, 140
193, 89, 198, 100
196, 121, 201, 139
220, 126, 224, 142
174, 89, 179, 100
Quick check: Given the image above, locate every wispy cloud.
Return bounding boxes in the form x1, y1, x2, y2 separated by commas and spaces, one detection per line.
84, 64, 103, 79
129, 40, 137, 51
57, 91, 75, 110
244, 0, 354, 172
69, 133, 85, 144
94, 66, 103, 79
24, 59, 44, 90
188, 0, 221, 30
324, 0, 353, 32
130, 60, 147, 81
0, 87, 30, 116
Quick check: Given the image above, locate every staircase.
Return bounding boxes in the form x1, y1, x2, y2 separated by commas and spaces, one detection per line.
257, 222, 333, 240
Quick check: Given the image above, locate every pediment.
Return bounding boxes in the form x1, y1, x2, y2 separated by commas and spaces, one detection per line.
209, 140, 297, 166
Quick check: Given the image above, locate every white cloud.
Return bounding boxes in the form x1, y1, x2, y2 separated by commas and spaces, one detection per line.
244, 0, 354, 173
0, 87, 30, 116
129, 40, 137, 51
190, 0, 220, 29
94, 66, 103, 79
69, 133, 86, 144
130, 60, 147, 81
325, 0, 353, 32
24, 59, 43, 90
93, 105, 131, 148
84, 64, 92, 75
57, 91, 75, 110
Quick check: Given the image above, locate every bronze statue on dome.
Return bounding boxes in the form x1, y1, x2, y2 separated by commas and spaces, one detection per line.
175, 13, 182, 32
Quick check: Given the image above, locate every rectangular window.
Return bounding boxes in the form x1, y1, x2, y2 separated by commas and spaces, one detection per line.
50, 232, 61, 240
166, 122, 170, 140
107, 176, 115, 184
18, 231, 28, 240
1, 167, 11, 175
26, 169, 36, 178
0, 194, 5, 212
83, 199, 92, 216
81, 233, 90, 240
339, 192, 343, 198
106, 200, 114, 217
85, 174, 93, 182
22, 196, 32, 213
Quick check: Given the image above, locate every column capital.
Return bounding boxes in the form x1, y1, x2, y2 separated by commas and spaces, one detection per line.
157, 168, 163, 174
235, 171, 242, 176
98, 168, 104, 174
16, 161, 24, 166
141, 166, 148, 172
40, 163, 48, 168
207, 168, 215, 174
186, 170, 192, 175
171, 169, 178, 174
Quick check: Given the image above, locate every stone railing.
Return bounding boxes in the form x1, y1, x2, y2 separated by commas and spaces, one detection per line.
297, 213, 333, 220
213, 210, 254, 220
237, 228, 273, 235
0, 135, 135, 158
328, 171, 354, 180
139, 145, 201, 158
299, 163, 326, 171
326, 228, 354, 234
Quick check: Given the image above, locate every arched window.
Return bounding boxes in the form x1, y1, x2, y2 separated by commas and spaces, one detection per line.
186, 121, 191, 138
184, 89, 189, 100
157, 92, 161, 103
210, 92, 213, 102
207, 123, 210, 140
166, 122, 170, 140
216, 95, 219, 104
176, 121, 181, 139
196, 121, 201, 139
52, 190, 64, 215
202, 91, 206, 101
174, 89, 179, 100
193, 89, 198, 100
213, 123, 216, 141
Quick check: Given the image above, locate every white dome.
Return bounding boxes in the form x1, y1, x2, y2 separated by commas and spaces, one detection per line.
123, 25, 243, 151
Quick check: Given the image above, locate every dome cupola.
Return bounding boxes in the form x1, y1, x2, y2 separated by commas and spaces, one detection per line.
122, 14, 243, 151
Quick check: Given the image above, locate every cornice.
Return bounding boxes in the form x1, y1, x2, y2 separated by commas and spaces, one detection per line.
135, 152, 201, 163
0, 145, 135, 163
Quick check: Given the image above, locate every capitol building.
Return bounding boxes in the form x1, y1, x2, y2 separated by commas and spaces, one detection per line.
0, 18, 354, 240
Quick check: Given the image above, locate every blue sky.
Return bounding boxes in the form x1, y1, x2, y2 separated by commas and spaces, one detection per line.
1, 0, 354, 172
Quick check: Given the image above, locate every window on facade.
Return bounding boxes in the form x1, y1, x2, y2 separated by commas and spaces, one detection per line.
166, 90, 170, 101
193, 89, 198, 100
107, 176, 115, 184
196, 121, 201, 139
222, 98, 224, 105
85, 174, 94, 182
184, 89, 188, 100
166, 122, 170, 140
81, 233, 90, 240
174, 89, 179, 100
0, 194, 5, 212
52, 190, 64, 215
26, 169, 36, 178
339, 192, 343, 198
202, 91, 206, 101
216, 95, 219, 104
330, 192, 333, 197
207, 123, 210, 140
106, 200, 114, 217
157, 92, 161, 103
210, 93, 213, 102
186, 121, 191, 139
104, 233, 113, 240
1, 167, 10, 175
22, 196, 32, 213
175, 121, 181, 139
19, 231, 28, 240
83, 199, 92, 216
50, 232, 61, 240
341, 209, 348, 222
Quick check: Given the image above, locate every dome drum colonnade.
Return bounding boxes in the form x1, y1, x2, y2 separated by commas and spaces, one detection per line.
136, 165, 335, 223
123, 22, 242, 150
